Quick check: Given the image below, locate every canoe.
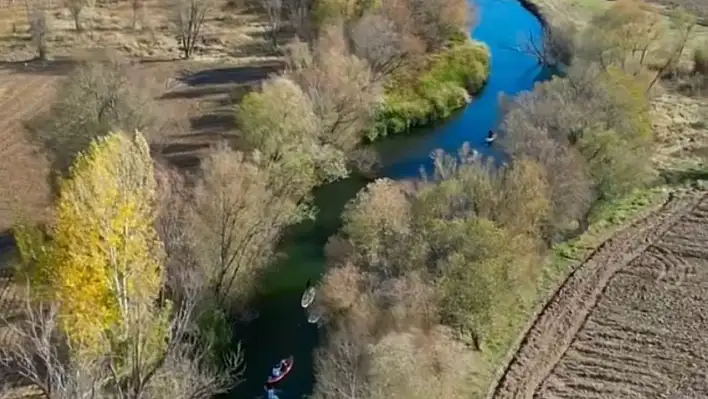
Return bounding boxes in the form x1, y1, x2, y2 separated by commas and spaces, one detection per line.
301, 286, 316, 308
267, 356, 294, 384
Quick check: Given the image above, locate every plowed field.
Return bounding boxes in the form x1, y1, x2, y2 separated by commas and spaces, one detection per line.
0, 68, 58, 233
492, 190, 708, 399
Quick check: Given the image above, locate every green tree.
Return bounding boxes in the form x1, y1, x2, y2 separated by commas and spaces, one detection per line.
237, 76, 348, 187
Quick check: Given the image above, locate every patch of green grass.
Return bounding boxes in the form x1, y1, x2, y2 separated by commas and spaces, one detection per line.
473, 186, 670, 398
370, 40, 491, 139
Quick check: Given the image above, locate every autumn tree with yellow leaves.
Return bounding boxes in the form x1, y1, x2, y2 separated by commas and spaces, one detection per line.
8, 131, 242, 399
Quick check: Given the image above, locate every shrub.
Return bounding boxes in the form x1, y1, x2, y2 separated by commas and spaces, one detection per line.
371, 41, 490, 139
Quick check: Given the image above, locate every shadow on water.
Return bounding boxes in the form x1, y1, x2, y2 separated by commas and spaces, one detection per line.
228, 175, 372, 398
231, 0, 549, 396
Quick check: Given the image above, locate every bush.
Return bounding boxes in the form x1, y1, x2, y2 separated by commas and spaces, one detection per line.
371, 41, 490, 139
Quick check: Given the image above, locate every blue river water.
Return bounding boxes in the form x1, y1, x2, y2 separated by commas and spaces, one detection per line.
229, 0, 547, 397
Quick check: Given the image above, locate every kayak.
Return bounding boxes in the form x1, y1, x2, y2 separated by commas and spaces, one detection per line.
267, 356, 294, 384
485, 135, 496, 143
307, 309, 322, 324
301, 286, 316, 308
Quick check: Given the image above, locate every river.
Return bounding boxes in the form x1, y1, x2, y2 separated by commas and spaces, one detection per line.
230, 0, 548, 397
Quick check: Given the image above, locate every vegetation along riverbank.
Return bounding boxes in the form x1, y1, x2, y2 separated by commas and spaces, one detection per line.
310, 1, 707, 399
0, 0, 705, 397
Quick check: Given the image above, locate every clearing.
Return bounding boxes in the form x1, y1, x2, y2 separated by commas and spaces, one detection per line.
491, 189, 708, 398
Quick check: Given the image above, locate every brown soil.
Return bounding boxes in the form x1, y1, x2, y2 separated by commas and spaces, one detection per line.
490, 189, 708, 398
0, 68, 57, 233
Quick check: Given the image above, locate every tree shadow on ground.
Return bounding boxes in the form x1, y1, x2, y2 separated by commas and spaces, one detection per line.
0, 58, 77, 76
660, 167, 708, 186
177, 61, 284, 86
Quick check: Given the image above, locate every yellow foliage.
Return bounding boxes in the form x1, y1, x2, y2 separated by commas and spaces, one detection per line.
34, 131, 164, 354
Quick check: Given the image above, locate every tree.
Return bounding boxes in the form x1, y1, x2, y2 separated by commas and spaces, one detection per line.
694, 42, 708, 77
396, 0, 471, 51
22, 132, 162, 353
647, 8, 696, 91
516, 21, 576, 68
169, 0, 213, 59
26, 58, 173, 178
131, 0, 144, 30
340, 178, 416, 279
260, 0, 283, 47
67, 0, 93, 31
433, 217, 537, 349
499, 64, 655, 222
0, 297, 104, 399
366, 327, 485, 399
190, 144, 312, 309
287, 30, 381, 153
12, 132, 243, 398
348, 13, 424, 82
237, 75, 349, 187
500, 123, 593, 237
311, 328, 372, 399
25, 0, 49, 61
285, 0, 315, 41
581, 0, 663, 72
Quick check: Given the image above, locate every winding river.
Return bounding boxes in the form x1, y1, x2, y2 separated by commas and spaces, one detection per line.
231, 0, 549, 397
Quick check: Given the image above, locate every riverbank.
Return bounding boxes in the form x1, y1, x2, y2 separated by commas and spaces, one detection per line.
372, 39, 491, 139
231, 0, 548, 397
476, 0, 708, 396
520, 0, 707, 174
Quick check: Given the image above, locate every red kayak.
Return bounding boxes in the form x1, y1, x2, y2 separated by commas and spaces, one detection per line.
266, 356, 294, 384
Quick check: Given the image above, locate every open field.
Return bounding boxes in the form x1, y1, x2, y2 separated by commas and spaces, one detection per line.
491, 189, 708, 398
0, 0, 288, 232
0, 68, 57, 233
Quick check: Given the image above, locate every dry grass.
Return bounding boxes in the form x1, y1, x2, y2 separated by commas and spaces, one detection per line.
0, 0, 282, 62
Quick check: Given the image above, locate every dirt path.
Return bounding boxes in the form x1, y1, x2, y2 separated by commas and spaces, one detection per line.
490, 189, 707, 399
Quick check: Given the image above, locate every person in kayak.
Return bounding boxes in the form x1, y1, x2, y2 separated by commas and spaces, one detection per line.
264, 383, 279, 399
487, 129, 496, 143
271, 359, 288, 378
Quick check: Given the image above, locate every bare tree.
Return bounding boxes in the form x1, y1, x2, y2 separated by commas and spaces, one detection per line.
131, 0, 144, 30
287, 31, 382, 152
169, 0, 213, 59
312, 329, 371, 399
66, 0, 93, 31
515, 22, 576, 68
102, 281, 244, 399
284, 0, 314, 41
26, 57, 181, 178
348, 13, 423, 83
648, 8, 696, 91
0, 295, 104, 399
190, 145, 312, 309
25, 0, 49, 61
260, 0, 283, 47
